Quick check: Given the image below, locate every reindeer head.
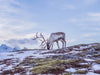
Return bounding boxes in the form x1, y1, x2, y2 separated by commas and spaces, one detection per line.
47, 42, 50, 50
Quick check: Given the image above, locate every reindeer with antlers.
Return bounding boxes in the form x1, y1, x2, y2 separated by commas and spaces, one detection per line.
33, 32, 66, 50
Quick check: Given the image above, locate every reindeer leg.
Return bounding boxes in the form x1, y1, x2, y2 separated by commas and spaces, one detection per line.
51, 43, 54, 49
61, 39, 66, 48
61, 39, 65, 48
40, 41, 46, 49
56, 41, 59, 49
61, 40, 64, 48
50, 44, 52, 49
64, 40, 66, 48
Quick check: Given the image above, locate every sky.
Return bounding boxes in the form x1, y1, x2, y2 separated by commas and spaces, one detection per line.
0, 0, 100, 48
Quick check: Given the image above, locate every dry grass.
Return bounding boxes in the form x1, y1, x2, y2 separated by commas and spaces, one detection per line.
94, 70, 100, 74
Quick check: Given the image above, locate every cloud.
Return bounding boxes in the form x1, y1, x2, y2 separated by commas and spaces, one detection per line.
49, 1, 76, 10
4, 38, 39, 49
68, 18, 77, 22
88, 12, 100, 17
67, 39, 77, 43
86, 12, 100, 22
91, 28, 100, 31
0, 31, 37, 40
84, 0, 98, 5
0, 0, 20, 14
67, 12, 100, 27
0, 19, 37, 40
61, 4, 76, 10
83, 33, 98, 37
0, 0, 38, 40
80, 12, 100, 22
1, 20, 37, 32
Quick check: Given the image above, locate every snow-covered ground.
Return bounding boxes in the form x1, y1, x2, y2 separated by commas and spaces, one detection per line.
0, 43, 100, 75
0, 49, 67, 61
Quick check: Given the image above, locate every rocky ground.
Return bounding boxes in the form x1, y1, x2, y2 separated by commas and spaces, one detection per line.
0, 43, 100, 75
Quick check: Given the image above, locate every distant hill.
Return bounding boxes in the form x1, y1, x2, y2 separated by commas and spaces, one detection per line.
0, 43, 100, 75
0, 44, 20, 52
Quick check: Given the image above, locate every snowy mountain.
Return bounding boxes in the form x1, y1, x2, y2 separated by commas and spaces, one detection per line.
13, 46, 21, 51
0, 44, 13, 52
0, 44, 21, 52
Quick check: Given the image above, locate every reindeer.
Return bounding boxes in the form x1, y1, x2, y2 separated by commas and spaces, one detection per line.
33, 32, 66, 50
47, 32, 66, 49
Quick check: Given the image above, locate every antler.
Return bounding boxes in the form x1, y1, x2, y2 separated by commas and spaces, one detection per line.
33, 32, 40, 40
40, 33, 47, 49
40, 33, 46, 41
33, 32, 47, 49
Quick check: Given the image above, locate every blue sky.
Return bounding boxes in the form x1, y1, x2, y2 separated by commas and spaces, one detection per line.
0, 0, 100, 47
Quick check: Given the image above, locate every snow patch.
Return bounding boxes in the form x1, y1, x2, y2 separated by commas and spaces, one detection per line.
87, 72, 100, 75
80, 46, 88, 49
92, 64, 100, 70
65, 68, 76, 72
84, 58, 95, 61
